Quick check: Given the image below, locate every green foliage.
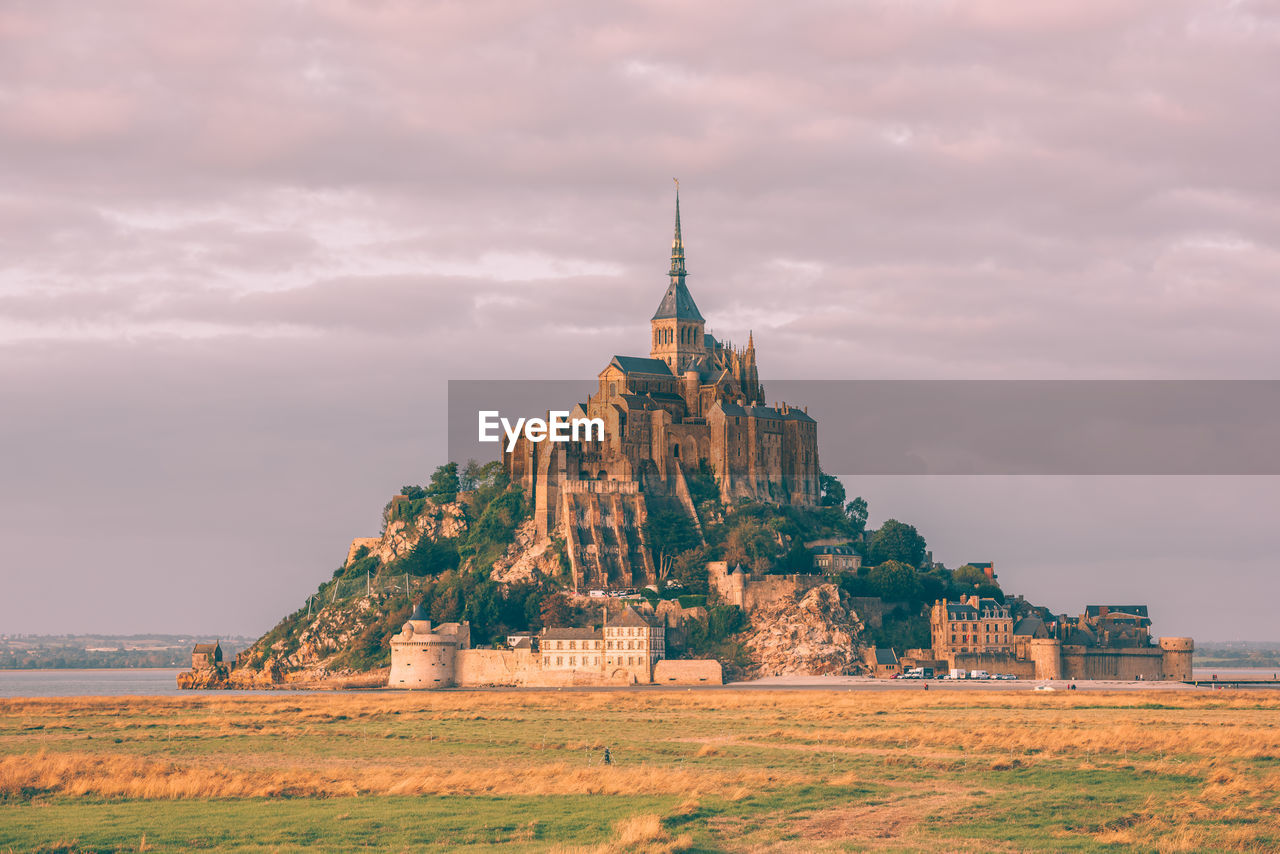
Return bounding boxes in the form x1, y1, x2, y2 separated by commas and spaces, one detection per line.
720, 518, 778, 573
539, 591, 572, 629
819, 471, 846, 507
864, 606, 931, 651
676, 594, 707, 608
426, 462, 460, 502
685, 459, 720, 507
953, 564, 988, 586
867, 560, 920, 600
776, 539, 814, 574
461, 487, 526, 571
644, 494, 701, 561
682, 604, 750, 665
867, 519, 928, 567
400, 536, 461, 577
845, 496, 869, 537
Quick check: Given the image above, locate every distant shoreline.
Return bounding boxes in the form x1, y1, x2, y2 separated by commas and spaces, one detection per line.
0, 667, 183, 672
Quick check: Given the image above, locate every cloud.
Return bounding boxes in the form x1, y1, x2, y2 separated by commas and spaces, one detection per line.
0, 0, 1277, 635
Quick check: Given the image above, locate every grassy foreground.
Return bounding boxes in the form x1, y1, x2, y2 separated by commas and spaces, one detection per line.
2, 690, 1279, 852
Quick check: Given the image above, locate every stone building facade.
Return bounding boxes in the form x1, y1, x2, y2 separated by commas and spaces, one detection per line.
930, 596, 1015, 657
191, 641, 222, 670
926, 598, 1193, 681
390, 602, 717, 688
504, 192, 821, 592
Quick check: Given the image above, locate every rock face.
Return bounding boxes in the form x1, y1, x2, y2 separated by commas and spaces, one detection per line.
177, 664, 231, 690
347, 498, 469, 567
489, 519, 562, 585
739, 583, 866, 679
232, 593, 396, 686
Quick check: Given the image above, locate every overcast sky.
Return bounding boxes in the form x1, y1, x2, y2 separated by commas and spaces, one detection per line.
2, 1, 1278, 641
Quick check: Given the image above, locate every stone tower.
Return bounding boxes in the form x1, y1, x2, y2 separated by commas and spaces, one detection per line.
649, 186, 707, 372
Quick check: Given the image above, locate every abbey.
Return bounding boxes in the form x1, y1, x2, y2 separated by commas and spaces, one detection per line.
504, 192, 821, 591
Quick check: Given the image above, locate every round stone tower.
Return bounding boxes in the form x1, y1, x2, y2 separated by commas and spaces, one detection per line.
1159, 637, 1194, 682
388, 603, 462, 689
1028, 638, 1063, 680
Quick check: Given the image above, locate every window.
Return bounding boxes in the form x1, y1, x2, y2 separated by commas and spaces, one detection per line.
569, 641, 576, 650
556, 656, 562, 666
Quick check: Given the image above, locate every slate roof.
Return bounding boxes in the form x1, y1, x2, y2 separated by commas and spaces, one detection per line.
1085, 605, 1149, 619
609, 355, 673, 376
610, 605, 654, 629
651, 280, 705, 321
781, 408, 816, 423
541, 627, 602, 641
872, 648, 899, 666
811, 544, 858, 555
1012, 616, 1047, 637
410, 602, 430, 622
193, 642, 220, 655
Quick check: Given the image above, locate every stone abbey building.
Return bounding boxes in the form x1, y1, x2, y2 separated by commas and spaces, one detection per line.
505, 193, 821, 591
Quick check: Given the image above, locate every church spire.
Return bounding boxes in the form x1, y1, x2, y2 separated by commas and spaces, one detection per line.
669, 178, 686, 281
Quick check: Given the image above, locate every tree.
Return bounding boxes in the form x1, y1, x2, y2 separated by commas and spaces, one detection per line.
426, 462, 460, 502
722, 519, 777, 574
819, 472, 846, 507
868, 519, 927, 568
868, 560, 920, 601
539, 591, 571, 629
845, 496, 868, 536
644, 496, 701, 566
779, 540, 814, 574
953, 564, 989, 587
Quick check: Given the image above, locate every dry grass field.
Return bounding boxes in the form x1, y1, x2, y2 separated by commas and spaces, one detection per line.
2, 689, 1279, 852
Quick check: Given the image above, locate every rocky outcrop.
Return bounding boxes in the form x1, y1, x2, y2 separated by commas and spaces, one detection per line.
177, 664, 231, 690
346, 498, 468, 567
489, 519, 562, 584
738, 583, 866, 679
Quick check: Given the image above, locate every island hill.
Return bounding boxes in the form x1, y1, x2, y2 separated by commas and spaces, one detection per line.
189, 194, 1192, 690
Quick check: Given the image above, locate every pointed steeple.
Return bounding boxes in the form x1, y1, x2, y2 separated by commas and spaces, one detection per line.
651, 180, 704, 323
669, 178, 687, 280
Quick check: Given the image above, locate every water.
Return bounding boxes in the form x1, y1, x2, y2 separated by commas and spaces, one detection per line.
1192, 668, 1280, 681
0, 669, 186, 697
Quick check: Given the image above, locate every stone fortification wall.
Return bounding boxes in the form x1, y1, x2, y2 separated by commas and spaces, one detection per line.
1160, 637, 1194, 681
455, 649, 639, 687
653, 659, 722, 684
1061, 646, 1165, 680
561, 487, 653, 591
706, 561, 828, 612
951, 652, 1037, 679
740, 574, 826, 612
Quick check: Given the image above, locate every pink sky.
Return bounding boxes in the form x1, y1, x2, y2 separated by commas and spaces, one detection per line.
1, 1, 1277, 638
